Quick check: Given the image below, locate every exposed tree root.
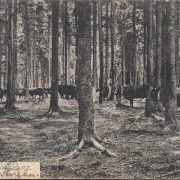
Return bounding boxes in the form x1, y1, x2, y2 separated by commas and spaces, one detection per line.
59, 137, 117, 161
94, 134, 108, 144
151, 113, 165, 122
4, 106, 16, 112
59, 139, 85, 161
134, 112, 144, 121
45, 109, 61, 117
90, 137, 117, 157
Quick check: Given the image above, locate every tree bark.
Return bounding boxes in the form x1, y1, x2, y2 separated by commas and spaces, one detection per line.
175, 0, 179, 85
145, 0, 154, 117
75, 0, 79, 86
25, 0, 29, 98
92, 1, 97, 100
155, 1, 162, 89
49, 0, 59, 112
4, 1, 8, 90
109, 0, 115, 100
132, 1, 137, 86
47, 15, 52, 88
77, 1, 94, 142
98, 0, 103, 104
64, 0, 68, 85
161, 3, 167, 92
5, 0, 15, 110
12, 0, 17, 101
143, 0, 147, 85
105, 0, 109, 85
165, 0, 179, 128
33, 11, 36, 88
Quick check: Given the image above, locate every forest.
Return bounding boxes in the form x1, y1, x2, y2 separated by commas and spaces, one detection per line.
0, 0, 180, 179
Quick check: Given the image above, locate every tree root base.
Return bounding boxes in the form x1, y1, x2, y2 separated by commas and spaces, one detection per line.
59, 137, 117, 161
45, 108, 61, 117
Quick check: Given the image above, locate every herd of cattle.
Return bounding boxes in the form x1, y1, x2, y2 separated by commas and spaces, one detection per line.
0, 84, 180, 108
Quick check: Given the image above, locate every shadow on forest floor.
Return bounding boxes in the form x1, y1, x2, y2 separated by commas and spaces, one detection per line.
0, 97, 179, 179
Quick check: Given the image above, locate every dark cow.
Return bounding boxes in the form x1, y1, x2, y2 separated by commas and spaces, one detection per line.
103, 85, 109, 100
68, 85, 77, 99
29, 88, 44, 99
3, 89, 7, 95
58, 85, 66, 99
96, 88, 100, 92
15, 89, 26, 98
58, 85, 77, 99
123, 85, 150, 108
44, 88, 51, 97
0, 88, 3, 103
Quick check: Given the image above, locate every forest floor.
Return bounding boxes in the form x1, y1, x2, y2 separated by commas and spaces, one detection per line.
0, 94, 180, 179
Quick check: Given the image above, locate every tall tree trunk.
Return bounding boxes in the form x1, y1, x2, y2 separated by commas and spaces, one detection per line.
109, 0, 115, 100
25, 1, 29, 98
175, 0, 179, 85
105, 0, 108, 85
64, 1, 68, 85
98, 0, 103, 104
161, 3, 167, 91
75, 0, 79, 85
155, 1, 162, 89
92, 1, 97, 100
77, 1, 94, 143
33, 12, 36, 88
4, 1, 8, 90
49, 0, 59, 112
165, 0, 179, 128
59, 1, 116, 160
121, 18, 125, 86
12, 0, 17, 101
143, 0, 147, 85
122, 43, 125, 86
29, 34, 33, 89
145, 0, 154, 117
5, 0, 15, 110
48, 15, 51, 88
132, 1, 137, 86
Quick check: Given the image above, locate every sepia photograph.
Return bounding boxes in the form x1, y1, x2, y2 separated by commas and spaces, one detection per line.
0, 0, 180, 179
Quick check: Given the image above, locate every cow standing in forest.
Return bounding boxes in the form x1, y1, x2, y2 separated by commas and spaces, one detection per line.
116, 85, 151, 108
58, 85, 77, 100
123, 85, 150, 108
103, 84, 109, 100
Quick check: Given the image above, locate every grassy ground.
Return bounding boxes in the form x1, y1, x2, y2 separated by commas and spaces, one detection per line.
0, 96, 180, 179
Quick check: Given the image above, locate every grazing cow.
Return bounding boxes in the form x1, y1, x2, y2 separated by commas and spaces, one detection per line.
58, 85, 77, 100
122, 85, 150, 108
